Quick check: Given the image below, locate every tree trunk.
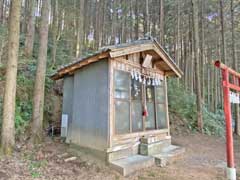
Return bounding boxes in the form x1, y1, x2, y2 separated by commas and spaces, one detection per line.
146, 0, 150, 34
101, 0, 107, 46
159, 0, 164, 46
51, 0, 58, 66
24, 0, 36, 58
31, 0, 50, 143
0, 0, 3, 23
176, 0, 181, 66
183, 36, 188, 88
134, 0, 139, 40
151, 2, 157, 38
192, 0, 203, 132
219, 0, 226, 64
75, 0, 84, 57
189, 13, 194, 94
111, 0, 117, 45
1, 0, 21, 155
200, 0, 205, 102
21, 0, 28, 34
129, 0, 133, 40
121, 0, 127, 43
94, 0, 100, 49
2, 0, 6, 24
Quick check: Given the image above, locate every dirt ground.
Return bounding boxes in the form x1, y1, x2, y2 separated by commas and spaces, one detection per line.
0, 134, 239, 180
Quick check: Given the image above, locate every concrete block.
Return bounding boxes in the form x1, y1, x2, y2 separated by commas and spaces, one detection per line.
155, 157, 167, 167
107, 144, 139, 162
140, 135, 170, 144
109, 155, 155, 176
139, 139, 171, 156
153, 145, 185, 167
108, 147, 134, 162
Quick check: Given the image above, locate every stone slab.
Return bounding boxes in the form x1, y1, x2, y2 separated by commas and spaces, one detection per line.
153, 145, 185, 167
109, 155, 155, 176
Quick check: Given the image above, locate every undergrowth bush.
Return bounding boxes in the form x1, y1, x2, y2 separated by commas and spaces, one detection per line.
168, 79, 225, 136
0, 27, 60, 137
14, 55, 55, 135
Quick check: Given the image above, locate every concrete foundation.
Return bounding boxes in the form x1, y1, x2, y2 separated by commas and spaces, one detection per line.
69, 137, 185, 176
139, 138, 171, 156
226, 167, 236, 180
107, 146, 138, 162
109, 155, 155, 176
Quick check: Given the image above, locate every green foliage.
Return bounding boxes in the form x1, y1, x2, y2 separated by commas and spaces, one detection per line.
14, 57, 35, 135
168, 79, 225, 136
0, 68, 33, 136
28, 160, 47, 178
202, 107, 225, 136
168, 79, 197, 129
13, 50, 55, 135
15, 100, 32, 135
52, 39, 71, 65
0, 24, 57, 137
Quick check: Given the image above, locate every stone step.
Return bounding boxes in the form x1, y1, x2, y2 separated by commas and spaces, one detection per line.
139, 139, 171, 156
153, 145, 185, 167
107, 143, 139, 162
109, 155, 155, 176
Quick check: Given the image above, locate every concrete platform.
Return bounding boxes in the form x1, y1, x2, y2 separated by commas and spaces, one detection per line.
109, 155, 155, 176
153, 145, 185, 167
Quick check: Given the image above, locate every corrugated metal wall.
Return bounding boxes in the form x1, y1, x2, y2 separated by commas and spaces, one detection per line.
69, 59, 109, 151
62, 76, 74, 142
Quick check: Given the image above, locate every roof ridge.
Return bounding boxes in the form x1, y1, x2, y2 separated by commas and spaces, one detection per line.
101, 37, 154, 50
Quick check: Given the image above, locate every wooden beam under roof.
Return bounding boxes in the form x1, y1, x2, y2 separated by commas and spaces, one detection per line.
152, 45, 182, 78
51, 51, 109, 80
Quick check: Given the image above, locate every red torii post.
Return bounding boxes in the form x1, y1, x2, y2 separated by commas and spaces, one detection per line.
214, 60, 237, 180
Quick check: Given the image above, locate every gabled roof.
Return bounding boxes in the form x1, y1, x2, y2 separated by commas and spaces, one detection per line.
51, 37, 183, 80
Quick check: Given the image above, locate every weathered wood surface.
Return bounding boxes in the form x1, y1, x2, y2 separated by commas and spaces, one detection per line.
52, 51, 109, 80
109, 43, 154, 58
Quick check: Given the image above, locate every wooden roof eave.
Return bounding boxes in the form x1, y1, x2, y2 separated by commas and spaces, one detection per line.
152, 41, 183, 78
51, 51, 110, 80
152, 45, 182, 78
